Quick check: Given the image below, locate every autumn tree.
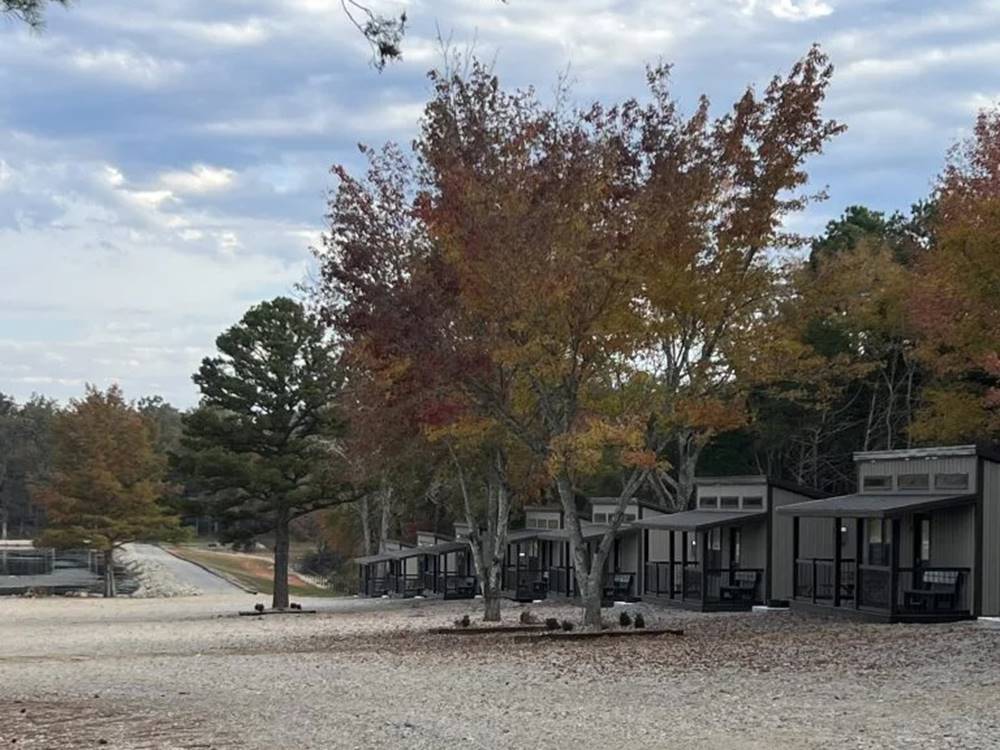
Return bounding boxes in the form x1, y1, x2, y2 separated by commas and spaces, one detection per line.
179, 297, 355, 609
318, 49, 843, 626
910, 106, 1000, 441
33, 385, 180, 597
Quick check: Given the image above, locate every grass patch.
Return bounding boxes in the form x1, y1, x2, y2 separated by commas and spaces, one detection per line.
167, 545, 339, 598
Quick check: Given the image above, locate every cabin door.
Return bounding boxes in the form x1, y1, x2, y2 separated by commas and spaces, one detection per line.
705, 528, 723, 570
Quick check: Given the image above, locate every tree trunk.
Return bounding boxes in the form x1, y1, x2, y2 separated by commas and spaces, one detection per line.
581, 575, 603, 628
452, 446, 510, 623
377, 483, 392, 553
482, 569, 502, 622
358, 495, 374, 556
103, 548, 116, 598
273, 511, 290, 610
675, 431, 703, 511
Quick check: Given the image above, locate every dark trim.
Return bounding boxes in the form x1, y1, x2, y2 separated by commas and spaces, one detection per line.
975, 443, 1000, 464
779, 493, 976, 519
765, 483, 774, 604
975, 457, 984, 617
789, 598, 973, 624
646, 593, 755, 613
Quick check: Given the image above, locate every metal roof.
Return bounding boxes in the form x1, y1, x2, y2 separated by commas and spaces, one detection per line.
535, 523, 639, 542
632, 510, 766, 532
853, 444, 1000, 464
776, 493, 975, 519
393, 540, 469, 559
352, 552, 396, 565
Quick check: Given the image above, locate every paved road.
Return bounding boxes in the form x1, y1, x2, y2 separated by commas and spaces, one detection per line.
130, 543, 245, 595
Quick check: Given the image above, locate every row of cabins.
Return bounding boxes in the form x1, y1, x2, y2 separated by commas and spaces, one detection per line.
355, 445, 1000, 623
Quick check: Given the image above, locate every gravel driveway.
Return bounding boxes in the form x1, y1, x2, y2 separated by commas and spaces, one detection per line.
1, 595, 999, 749
128, 543, 245, 595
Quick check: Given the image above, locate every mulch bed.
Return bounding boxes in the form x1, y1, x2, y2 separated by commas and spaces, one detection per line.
512, 627, 684, 642
428, 625, 548, 635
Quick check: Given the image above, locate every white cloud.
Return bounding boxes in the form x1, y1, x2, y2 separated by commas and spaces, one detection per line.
70, 47, 184, 87
172, 18, 271, 46
765, 0, 834, 21
159, 164, 237, 194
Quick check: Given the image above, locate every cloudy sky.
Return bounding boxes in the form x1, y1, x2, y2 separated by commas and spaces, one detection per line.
1, 0, 998, 408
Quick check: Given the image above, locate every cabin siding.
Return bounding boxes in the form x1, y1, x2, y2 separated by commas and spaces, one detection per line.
771, 487, 814, 601
927, 505, 975, 568
647, 529, 670, 561
857, 456, 978, 494
983, 458, 1000, 616
741, 520, 768, 569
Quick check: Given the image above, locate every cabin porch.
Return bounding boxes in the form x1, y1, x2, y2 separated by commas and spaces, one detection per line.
636, 510, 767, 612
781, 493, 976, 623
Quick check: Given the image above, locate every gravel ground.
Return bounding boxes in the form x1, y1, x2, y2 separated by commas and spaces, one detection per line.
2, 595, 999, 749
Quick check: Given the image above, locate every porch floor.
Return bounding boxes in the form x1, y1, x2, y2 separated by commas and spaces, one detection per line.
790, 598, 973, 623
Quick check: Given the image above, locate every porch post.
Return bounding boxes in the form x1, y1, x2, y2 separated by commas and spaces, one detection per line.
669, 530, 676, 599
700, 531, 708, 603
680, 531, 688, 601
855, 518, 863, 609
642, 528, 649, 596
889, 517, 900, 616
792, 515, 799, 600
833, 516, 842, 608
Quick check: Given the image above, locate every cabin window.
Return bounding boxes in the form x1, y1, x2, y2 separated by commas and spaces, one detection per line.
547, 519, 559, 529
592, 512, 607, 523
862, 475, 893, 491
699, 496, 719, 509
934, 473, 969, 490
865, 519, 892, 566
742, 496, 764, 509
898, 473, 930, 490
916, 516, 931, 564
720, 496, 739, 509
624, 513, 636, 523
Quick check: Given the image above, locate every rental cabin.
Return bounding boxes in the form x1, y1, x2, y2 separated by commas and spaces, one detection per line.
587, 498, 668, 601
636, 476, 823, 611
502, 499, 667, 602
502, 504, 567, 601
355, 536, 477, 599
354, 540, 413, 598
779, 445, 1000, 622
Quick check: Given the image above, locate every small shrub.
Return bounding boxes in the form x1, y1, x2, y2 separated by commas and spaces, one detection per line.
520, 608, 539, 624
544, 617, 560, 630
454, 614, 471, 628
560, 619, 574, 632
619, 611, 632, 628
633, 613, 646, 629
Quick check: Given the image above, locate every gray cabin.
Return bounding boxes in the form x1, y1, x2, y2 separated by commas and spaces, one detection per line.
635, 476, 823, 611
355, 535, 477, 600
501, 499, 668, 602
779, 445, 1000, 622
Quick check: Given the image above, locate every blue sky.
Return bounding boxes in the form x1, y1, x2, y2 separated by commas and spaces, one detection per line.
2, 0, 999, 408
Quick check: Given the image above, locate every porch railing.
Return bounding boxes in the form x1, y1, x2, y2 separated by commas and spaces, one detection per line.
644, 562, 762, 605
793, 559, 970, 616
383, 573, 424, 597
0, 548, 55, 576
547, 565, 577, 597
794, 558, 857, 602
502, 566, 548, 598
361, 575, 391, 597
